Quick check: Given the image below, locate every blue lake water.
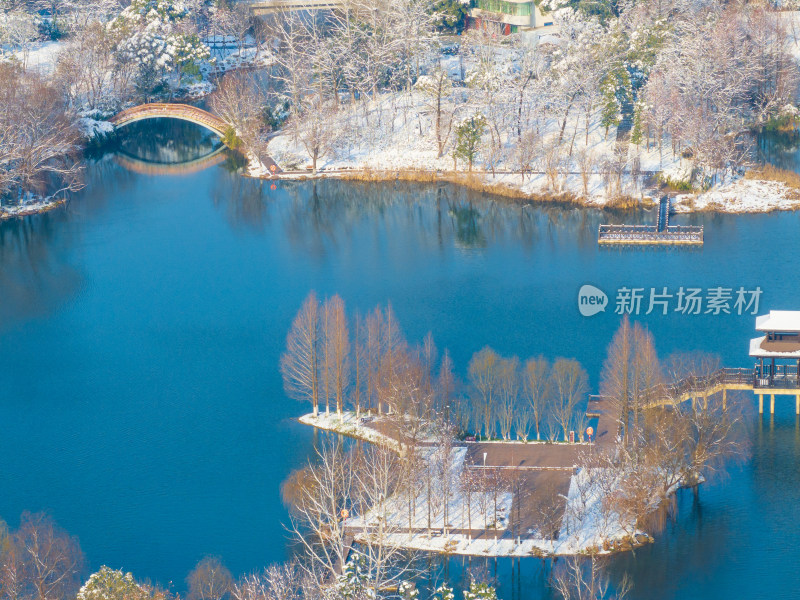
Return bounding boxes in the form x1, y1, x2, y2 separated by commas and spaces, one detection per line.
2, 121, 800, 597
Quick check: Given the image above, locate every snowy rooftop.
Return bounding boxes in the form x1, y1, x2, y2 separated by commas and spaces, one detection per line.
750, 336, 800, 358
755, 311, 800, 333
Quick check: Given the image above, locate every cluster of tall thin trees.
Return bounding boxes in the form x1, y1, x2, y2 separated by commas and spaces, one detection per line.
281, 292, 592, 442
463, 348, 588, 442
280, 291, 426, 420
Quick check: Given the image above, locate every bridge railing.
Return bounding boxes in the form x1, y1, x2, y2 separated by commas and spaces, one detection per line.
598, 224, 704, 243
111, 103, 230, 135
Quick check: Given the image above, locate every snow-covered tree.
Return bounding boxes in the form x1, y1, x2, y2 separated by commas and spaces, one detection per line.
463, 582, 497, 600
77, 567, 146, 600
111, 0, 211, 94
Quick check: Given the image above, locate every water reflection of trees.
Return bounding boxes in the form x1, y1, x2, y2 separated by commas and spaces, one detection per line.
211, 171, 272, 231
756, 129, 800, 170
0, 213, 81, 331
277, 180, 607, 256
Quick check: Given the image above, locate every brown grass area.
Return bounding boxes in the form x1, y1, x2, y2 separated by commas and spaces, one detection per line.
603, 195, 643, 211
338, 167, 585, 207
745, 165, 800, 191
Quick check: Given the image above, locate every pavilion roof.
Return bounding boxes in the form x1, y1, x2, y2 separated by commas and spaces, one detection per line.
755, 311, 800, 333
750, 336, 800, 358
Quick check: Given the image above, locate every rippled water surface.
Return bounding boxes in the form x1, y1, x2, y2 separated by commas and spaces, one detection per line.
2, 121, 800, 598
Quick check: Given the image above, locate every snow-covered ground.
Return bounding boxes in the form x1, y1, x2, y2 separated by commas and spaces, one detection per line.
265, 89, 800, 214
300, 412, 647, 557
348, 464, 646, 557
263, 85, 669, 210
259, 12, 800, 214
298, 411, 402, 452
347, 446, 517, 553
79, 112, 116, 140
9, 40, 64, 74
675, 178, 800, 213
205, 45, 273, 76
0, 196, 67, 220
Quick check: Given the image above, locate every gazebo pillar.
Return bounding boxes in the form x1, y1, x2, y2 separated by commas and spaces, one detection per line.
758, 394, 763, 414
770, 394, 776, 415
722, 388, 727, 410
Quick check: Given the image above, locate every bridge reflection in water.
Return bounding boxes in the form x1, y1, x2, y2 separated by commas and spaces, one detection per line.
113, 147, 228, 177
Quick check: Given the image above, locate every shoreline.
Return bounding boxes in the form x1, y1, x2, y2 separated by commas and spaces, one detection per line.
249, 165, 800, 215
8, 151, 796, 222
0, 197, 67, 221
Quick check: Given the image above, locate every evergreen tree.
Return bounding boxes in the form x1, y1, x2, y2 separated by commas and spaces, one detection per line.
453, 114, 486, 172
432, 0, 469, 33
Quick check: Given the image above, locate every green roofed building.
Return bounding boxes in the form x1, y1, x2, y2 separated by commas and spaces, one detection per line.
467, 0, 553, 34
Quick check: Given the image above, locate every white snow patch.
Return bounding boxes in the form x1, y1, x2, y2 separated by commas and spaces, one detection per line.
674, 178, 800, 213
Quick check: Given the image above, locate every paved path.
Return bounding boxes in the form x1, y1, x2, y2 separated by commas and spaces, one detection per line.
355, 397, 621, 542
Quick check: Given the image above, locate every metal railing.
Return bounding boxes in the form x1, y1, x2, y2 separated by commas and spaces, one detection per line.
753, 364, 800, 389
598, 224, 704, 244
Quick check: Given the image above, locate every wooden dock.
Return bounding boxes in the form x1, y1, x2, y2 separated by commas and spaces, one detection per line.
598, 224, 704, 245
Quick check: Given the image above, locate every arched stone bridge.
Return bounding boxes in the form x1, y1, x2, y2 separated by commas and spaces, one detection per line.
110, 103, 231, 137
110, 103, 282, 174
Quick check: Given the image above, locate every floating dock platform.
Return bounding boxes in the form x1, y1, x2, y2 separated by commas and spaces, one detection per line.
597, 224, 704, 245
598, 196, 703, 245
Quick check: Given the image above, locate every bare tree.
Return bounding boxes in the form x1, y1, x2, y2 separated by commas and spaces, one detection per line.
497, 356, 519, 440
551, 555, 631, 600
600, 316, 633, 444
56, 21, 122, 110
379, 348, 433, 450
523, 356, 550, 441
361, 309, 381, 414
630, 323, 661, 443
468, 347, 500, 439
230, 563, 301, 600
436, 349, 455, 425
551, 358, 588, 441
280, 292, 321, 416
0, 65, 84, 201
187, 557, 232, 600
210, 72, 270, 160
515, 130, 539, 182
415, 68, 456, 158
377, 304, 406, 415
0, 512, 84, 600
284, 439, 357, 586
323, 295, 350, 417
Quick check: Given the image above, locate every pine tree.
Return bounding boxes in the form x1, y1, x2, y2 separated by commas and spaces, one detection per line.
453, 114, 486, 172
